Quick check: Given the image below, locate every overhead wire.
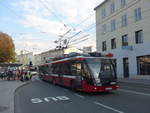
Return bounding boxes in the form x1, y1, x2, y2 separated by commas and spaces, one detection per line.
64, 0, 149, 40
2, 0, 150, 48
38, 0, 65, 26
69, 34, 90, 43
38, 0, 99, 47
68, 38, 89, 46
72, 7, 150, 39
68, 7, 150, 46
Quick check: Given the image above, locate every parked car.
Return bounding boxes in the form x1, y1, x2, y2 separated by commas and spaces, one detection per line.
30, 71, 38, 76
0, 72, 7, 79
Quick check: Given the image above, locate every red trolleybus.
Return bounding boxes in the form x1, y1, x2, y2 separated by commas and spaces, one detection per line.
38, 52, 118, 93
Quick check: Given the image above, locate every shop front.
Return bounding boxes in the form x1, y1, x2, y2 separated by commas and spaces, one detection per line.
137, 55, 150, 75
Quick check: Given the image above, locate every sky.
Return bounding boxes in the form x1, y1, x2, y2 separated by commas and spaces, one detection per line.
0, 0, 104, 54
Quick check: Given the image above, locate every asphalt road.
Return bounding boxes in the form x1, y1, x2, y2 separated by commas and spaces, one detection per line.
15, 78, 150, 113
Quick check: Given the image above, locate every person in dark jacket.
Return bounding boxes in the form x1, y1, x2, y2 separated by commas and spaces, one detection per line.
7, 70, 13, 81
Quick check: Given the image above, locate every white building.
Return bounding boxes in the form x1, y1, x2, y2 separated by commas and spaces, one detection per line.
32, 47, 83, 66
33, 49, 64, 65
95, 0, 150, 78
16, 51, 33, 66
33, 54, 42, 66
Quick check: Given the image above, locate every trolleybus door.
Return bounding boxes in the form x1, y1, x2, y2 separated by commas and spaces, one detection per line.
75, 75, 82, 88
71, 62, 82, 89
59, 74, 64, 85
58, 64, 64, 85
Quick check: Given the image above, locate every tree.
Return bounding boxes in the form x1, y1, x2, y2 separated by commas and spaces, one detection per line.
0, 32, 16, 63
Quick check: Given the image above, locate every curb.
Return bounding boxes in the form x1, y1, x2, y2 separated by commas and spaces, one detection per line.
13, 82, 31, 113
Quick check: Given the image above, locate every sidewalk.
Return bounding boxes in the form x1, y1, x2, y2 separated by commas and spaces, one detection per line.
0, 80, 26, 113
118, 75, 150, 85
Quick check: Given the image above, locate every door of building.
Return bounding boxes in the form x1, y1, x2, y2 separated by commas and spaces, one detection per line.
123, 58, 129, 78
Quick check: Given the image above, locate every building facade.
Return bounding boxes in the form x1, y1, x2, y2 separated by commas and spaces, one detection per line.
95, 0, 150, 78
34, 49, 64, 65
16, 52, 33, 66
33, 54, 42, 66
28, 47, 83, 66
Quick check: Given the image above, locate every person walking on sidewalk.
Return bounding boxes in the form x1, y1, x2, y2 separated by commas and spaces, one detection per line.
24, 71, 32, 81
20, 70, 25, 82
7, 70, 13, 81
12, 70, 16, 80
16, 69, 20, 80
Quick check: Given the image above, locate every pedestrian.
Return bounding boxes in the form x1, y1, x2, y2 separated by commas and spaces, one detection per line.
12, 70, 16, 80
25, 71, 31, 81
7, 70, 13, 81
20, 70, 25, 82
16, 69, 20, 80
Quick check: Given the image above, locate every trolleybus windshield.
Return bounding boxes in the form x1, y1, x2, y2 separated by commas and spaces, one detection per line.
86, 58, 116, 81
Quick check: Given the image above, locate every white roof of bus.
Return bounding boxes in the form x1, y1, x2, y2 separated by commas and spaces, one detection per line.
39, 56, 114, 66
38, 56, 114, 66
51, 56, 114, 64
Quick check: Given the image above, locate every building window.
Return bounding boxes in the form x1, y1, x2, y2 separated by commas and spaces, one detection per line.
137, 56, 150, 75
135, 30, 143, 44
120, 0, 126, 8
102, 24, 107, 34
102, 8, 106, 19
111, 38, 116, 49
110, 2, 115, 14
134, 8, 142, 21
121, 14, 127, 27
102, 41, 107, 51
111, 19, 116, 31
122, 35, 128, 46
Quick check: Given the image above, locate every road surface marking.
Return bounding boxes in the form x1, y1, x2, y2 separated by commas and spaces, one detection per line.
56, 96, 70, 100
119, 89, 150, 97
31, 96, 70, 104
74, 94, 85, 99
44, 97, 58, 102
31, 98, 43, 103
94, 101, 124, 113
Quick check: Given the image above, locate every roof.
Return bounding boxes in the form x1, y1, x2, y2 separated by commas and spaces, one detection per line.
39, 56, 114, 66
94, 0, 109, 10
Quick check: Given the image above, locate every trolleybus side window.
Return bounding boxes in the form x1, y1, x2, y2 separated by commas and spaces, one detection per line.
52, 63, 63, 75
71, 62, 77, 76
76, 63, 82, 75
58, 63, 65, 75
45, 65, 49, 74
70, 61, 82, 76
40, 65, 49, 74
82, 62, 94, 85
52, 64, 58, 74
62, 62, 71, 75
82, 63, 91, 79
48, 64, 52, 75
